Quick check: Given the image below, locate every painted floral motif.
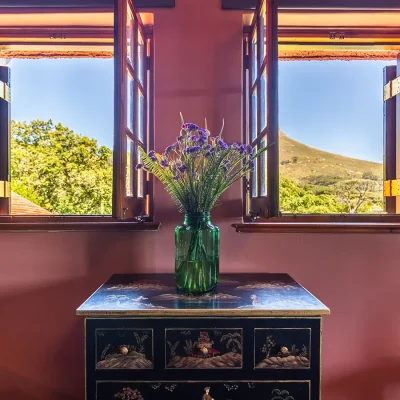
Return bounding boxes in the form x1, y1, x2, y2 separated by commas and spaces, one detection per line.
114, 387, 143, 400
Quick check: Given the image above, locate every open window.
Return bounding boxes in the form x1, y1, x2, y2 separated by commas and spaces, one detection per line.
244, 0, 279, 220
114, 0, 153, 220
240, 4, 400, 231
0, 2, 156, 228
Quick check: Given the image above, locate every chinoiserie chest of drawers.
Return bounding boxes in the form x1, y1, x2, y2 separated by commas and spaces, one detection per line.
77, 274, 329, 400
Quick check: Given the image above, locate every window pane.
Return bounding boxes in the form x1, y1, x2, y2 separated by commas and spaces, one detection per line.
251, 87, 257, 141
126, 70, 134, 132
259, 2, 266, 65
126, 7, 134, 67
137, 146, 144, 198
137, 88, 145, 142
10, 58, 113, 216
126, 136, 133, 197
138, 29, 145, 85
251, 145, 258, 197
251, 28, 257, 84
260, 138, 267, 196
260, 67, 267, 131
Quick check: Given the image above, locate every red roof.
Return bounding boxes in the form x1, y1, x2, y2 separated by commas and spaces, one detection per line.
11, 192, 53, 215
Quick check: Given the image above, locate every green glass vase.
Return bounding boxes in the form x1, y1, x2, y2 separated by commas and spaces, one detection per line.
175, 212, 220, 294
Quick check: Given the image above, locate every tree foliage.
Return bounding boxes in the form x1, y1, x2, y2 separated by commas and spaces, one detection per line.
11, 120, 112, 215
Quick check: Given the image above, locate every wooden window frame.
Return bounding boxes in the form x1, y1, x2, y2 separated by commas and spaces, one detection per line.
236, 0, 400, 233
0, 2, 159, 231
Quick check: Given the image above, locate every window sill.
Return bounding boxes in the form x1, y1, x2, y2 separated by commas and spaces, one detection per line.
232, 222, 400, 233
0, 217, 161, 232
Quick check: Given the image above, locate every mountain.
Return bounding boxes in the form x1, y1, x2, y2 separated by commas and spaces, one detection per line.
279, 131, 382, 184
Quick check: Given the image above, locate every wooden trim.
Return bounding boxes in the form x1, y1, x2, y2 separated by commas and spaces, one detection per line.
223, 0, 400, 10
0, 217, 161, 233
233, 221, 400, 233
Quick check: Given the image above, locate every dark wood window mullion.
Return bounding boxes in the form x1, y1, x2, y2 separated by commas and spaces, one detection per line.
266, 0, 279, 218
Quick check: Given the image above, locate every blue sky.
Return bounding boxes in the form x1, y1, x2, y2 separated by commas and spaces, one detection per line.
9, 58, 395, 163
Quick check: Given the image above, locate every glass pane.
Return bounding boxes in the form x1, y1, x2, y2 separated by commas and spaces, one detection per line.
138, 29, 145, 85
251, 87, 257, 141
251, 145, 258, 197
137, 88, 145, 142
126, 137, 133, 197
260, 67, 267, 131
126, 7, 134, 67
126, 70, 134, 132
251, 28, 257, 84
137, 147, 144, 198
260, 138, 267, 196
259, 2, 266, 65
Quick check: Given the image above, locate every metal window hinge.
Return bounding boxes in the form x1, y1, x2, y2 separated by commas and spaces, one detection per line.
244, 54, 250, 71
145, 180, 151, 195
245, 178, 250, 193
384, 180, 400, 197
134, 212, 150, 223
247, 210, 260, 222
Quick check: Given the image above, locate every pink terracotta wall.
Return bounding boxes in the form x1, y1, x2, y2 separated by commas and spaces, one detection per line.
1, 0, 400, 399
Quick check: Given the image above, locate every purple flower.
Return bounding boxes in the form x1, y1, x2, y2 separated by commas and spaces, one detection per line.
246, 144, 253, 154
182, 123, 199, 132
249, 160, 255, 171
197, 135, 208, 145
185, 146, 200, 154
148, 150, 155, 157
222, 161, 232, 171
150, 156, 157, 162
136, 163, 143, 170
160, 159, 169, 168
192, 172, 197, 178
173, 142, 179, 149
205, 151, 213, 158
188, 135, 198, 141
177, 135, 184, 141
198, 128, 207, 135
231, 142, 240, 150
204, 144, 212, 151
217, 138, 229, 150
173, 175, 180, 180
164, 145, 174, 155
239, 144, 246, 156
177, 164, 187, 173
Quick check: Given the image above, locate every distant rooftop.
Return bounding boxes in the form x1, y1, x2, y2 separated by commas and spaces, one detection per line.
11, 191, 52, 215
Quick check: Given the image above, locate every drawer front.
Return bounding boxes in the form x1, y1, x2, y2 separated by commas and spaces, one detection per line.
165, 328, 243, 369
254, 328, 311, 370
96, 380, 311, 400
95, 328, 154, 370
86, 318, 321, 399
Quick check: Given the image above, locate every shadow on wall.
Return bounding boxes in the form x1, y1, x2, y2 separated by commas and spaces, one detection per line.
323, 358, 400, 400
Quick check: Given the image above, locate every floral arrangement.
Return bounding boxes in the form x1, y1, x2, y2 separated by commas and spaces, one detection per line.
137, 114, 267, 213
114, 387, 143, 400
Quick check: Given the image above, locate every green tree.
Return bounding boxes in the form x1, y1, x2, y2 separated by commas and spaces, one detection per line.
11, 120, 112, 215
279, 177, 340, 214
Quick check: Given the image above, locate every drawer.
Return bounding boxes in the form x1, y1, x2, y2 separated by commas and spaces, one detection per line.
254, 328, 311, 370
95, 328, 154, 370
165, 328, 243, 369
95, 380, 311, 400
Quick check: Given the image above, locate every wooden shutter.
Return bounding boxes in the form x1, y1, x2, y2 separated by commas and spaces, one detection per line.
244, 0, 278, 220
0, 66, 10, 215
383, 53, 400, 213
113, 0, 153, 220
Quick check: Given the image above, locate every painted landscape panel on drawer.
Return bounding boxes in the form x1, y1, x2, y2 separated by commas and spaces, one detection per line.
165, 328, 243, 369
95, 328, 154, 370
254, 328, 311, 369
96, 380, 311, 400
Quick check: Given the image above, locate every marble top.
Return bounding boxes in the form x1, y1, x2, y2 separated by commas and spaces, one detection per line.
76, 274, 330, 317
